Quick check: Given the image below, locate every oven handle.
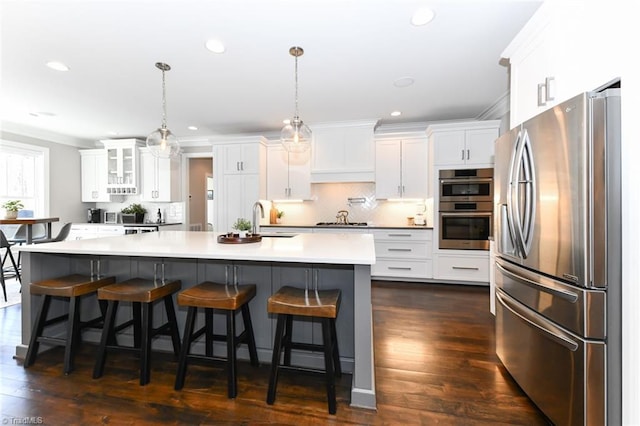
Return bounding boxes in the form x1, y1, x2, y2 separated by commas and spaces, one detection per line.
496, 289, 579, 352
439, 211, 493, 217
439, 177, 493, 185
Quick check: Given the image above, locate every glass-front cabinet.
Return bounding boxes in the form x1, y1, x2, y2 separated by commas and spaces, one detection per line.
100, 139, 144, 195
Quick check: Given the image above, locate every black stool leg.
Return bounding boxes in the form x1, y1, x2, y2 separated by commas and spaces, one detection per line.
267, 314, 286, 405
164, 295, 181, 357
175, 306, 197, 390
132, 302, 142, 349
205, 307, 214, 357
140, 302, 152, 386
226, 309, 237, 398
93, 300, 118, 379
322, 318, 337, 414
24, 295, 52, 368
241, 304, 259, 367
63, 296, 81, 375
330, 318, 341, 377
0, 264, 6, 302
283, 314, 293, 366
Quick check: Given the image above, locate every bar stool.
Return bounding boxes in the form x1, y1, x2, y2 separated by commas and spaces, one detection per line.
266, 285, 342, 414
174, 281, 259, 398
24, 271, 116, 374
92, 270, 182, 386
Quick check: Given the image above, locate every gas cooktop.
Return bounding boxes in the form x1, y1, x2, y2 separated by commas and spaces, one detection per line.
315, 222, 368, 226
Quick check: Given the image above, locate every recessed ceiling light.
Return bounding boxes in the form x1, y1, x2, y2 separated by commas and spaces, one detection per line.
393, 77, 415, 88
107, 131, 119, 136
46, 61, 69, 71
187, 126, 198, 131
282, 119, 291, 125
411, 8, 435, 26
29, 111, 56, 117
390, 111, 402, 117
205, 39, 226, 54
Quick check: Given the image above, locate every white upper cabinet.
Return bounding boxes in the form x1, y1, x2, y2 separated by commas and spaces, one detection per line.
503, 2, 623, 126
222, 142, 262, 174
80, 149, 110, 202
267, 145, 311, 200
427, 121, 500, 168
310, 120, 378, 182
375, 137, 427, 199
100, 139, 143, 195
139, 147, 181, 202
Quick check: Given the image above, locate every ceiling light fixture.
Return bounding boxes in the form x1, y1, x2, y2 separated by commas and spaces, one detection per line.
46, 61, 69, 71
281, 46, 311, 153
411, 8, 435, 26
146, 62, 180, 158
205, 39, 226, 54
391, 111, 402, 117
393, 77, 415, 88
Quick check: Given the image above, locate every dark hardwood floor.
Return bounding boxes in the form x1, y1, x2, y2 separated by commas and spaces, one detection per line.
0, 280, 549, 425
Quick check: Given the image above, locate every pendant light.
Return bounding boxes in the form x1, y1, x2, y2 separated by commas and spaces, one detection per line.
146, 62, 180, 158
281, 46, 311, 153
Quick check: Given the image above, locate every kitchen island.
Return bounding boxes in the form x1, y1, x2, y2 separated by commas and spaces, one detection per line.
17, 231, 377, 409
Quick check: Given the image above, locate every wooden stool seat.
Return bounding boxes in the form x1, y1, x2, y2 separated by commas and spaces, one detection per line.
93, 278, 182, 386
30, 274, 115, 298
174, 281, 259, 398
97, 278, 181, 303
177, 281, 256, 310
24, 274, 116, 375
267, 286, 340, 318
266, 285, 342, 414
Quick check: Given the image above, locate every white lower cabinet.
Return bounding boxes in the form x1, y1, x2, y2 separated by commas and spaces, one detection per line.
68, 224, 125, 240
433, 252, 489, 284
371, 229, 432, 280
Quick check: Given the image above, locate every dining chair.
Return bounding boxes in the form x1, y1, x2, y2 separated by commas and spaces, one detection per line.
1, 230, 22, 300
33, 223, 72, 244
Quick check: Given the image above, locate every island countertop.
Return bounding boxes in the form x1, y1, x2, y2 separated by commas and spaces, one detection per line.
19, 231, 376, 265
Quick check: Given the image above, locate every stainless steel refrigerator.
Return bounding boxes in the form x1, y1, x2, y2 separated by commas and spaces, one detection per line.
494, 87, 621, 425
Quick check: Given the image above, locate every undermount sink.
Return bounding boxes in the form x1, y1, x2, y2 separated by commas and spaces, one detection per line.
259, 233, 298, 238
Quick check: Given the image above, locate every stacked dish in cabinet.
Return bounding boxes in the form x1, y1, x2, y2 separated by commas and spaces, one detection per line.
371, 229, 432, 280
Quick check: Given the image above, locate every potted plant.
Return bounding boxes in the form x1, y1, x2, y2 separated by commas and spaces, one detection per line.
2, 200, 24, 219
121, 203, 147, 224
276, 210, 284, 224
232, 218, 252, 238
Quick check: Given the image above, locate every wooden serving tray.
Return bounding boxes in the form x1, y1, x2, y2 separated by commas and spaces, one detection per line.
217, 234, 262, 244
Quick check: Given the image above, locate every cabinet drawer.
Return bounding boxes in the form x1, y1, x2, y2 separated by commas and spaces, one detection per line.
372, 229, 431, 242
375, 241, 430, 259
372, 259, 432, 279
436, 254, 489, 283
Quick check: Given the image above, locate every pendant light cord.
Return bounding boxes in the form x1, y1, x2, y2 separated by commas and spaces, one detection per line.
294, 52, 299, 120
161, 68, 167, 130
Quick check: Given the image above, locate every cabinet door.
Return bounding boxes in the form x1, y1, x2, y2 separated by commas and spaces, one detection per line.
465, 128, 498, 166
266, 146, 289, 200
222, 143, 259, 174
287, 149, 311, 199
432, 130, 466, 167
155, 156, 181, 202
401, 139, 428, 198
374, 140, 401, 199
139, 150, 157, 201
80, 150, 109, 202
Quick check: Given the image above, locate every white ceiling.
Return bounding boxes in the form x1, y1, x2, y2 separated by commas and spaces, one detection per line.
0, 0, 541, 146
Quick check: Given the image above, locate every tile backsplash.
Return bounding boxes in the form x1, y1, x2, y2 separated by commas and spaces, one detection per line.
267, 182, 433, 227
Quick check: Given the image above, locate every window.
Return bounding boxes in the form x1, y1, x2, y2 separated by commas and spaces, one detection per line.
0, 140, 49, 216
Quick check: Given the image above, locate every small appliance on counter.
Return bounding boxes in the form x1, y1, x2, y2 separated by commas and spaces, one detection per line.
104, 211, 118, 224
87, 208, 102, 223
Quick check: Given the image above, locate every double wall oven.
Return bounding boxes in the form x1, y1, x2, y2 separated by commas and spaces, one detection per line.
438, 168, 493, 250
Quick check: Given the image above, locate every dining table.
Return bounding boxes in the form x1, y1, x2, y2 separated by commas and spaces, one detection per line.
0, 217, 59, 244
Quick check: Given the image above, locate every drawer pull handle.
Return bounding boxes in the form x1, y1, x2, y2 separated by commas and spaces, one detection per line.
452, 266, 479, 271
388, 233, 411, 237
388, 267, 412, 270
388, 248, 412, 252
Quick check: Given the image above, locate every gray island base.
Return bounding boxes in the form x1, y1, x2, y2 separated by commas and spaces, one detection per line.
18, 231, 377, 410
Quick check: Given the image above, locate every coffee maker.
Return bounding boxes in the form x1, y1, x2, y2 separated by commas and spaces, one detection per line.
88, 208, 102, 223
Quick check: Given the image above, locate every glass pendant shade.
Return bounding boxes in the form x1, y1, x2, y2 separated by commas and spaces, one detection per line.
281, 117, 312, 153
146, 127, 180, 158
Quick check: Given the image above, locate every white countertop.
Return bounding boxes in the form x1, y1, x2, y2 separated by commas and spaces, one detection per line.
20, 231, 376, 265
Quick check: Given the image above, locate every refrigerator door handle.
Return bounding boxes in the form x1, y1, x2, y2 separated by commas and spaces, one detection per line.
506, 130, 525, 256
496, 289, 579, 352
519, 129, 537, 256
508, 130, 527, 257
496, 261, 579, 303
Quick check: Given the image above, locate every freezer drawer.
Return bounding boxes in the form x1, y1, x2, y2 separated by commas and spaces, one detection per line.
496, 258, 605, 339
495, 288, 605, 426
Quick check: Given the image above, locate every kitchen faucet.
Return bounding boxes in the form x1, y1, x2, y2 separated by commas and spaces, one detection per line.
252, 201, 264, 235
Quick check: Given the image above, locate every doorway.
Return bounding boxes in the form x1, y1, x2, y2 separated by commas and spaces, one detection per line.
186, 157, 213, 231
